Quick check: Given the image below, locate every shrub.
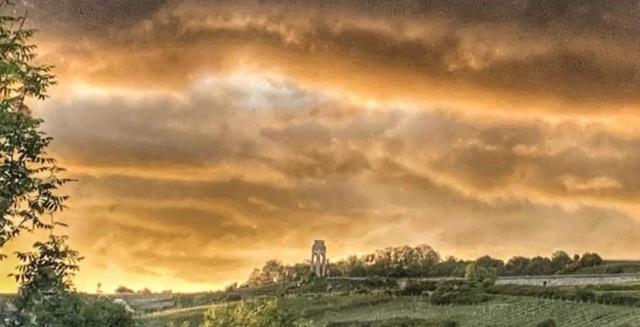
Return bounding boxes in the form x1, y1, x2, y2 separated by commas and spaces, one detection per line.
9, 293, 136, 327
202, 298, 311, 327
465, 263, 496, 285
397, 279, 438, 296
81, 298, 137, 327
430, 281, 489, 305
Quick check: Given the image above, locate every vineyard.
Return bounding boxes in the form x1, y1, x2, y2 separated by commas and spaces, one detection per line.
304, 295, 640, 326
140, 291, 640, 326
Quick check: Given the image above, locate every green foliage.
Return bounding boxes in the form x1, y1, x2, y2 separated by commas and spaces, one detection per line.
144, 291, 640, 327
464, 263, 477, 281
6, 236, 136, 326
8, 235, 82, 325
245, 246, 606, 288
397, 279, 437, 296
595, 292, 640, 306
0, 2, 65, 259
8, 293, 136, 327
475, 255, 504, 274
575, 288, 596, 302
326, 318, 458, 326
551, 251, 572, 271
578, 252, 603, 268
0, 6, 135, 325
202, 299, 311, 327
429, 280, 489, 305
486, 284, 640, 306
487, 284, 570, 299
78, 298, 137, 327
465, 262, 496, 285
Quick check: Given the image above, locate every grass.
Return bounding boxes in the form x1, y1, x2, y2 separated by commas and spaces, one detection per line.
138, 304, 211, 327
301, 295, 640, 326
142, 292, 640, 327
325, 317, 456, 326
130, 275, 640, 327
573, 261, 640, 274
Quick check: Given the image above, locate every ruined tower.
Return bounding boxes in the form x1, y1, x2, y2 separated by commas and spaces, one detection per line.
311, 240, 327, 277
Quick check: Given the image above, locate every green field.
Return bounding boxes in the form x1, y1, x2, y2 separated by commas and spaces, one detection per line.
140, 292, 640, 327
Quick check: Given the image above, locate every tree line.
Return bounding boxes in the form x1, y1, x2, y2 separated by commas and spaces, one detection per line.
241, 245, 604, 288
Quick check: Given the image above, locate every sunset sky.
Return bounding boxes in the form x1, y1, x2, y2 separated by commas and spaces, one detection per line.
3, 0, 640, 293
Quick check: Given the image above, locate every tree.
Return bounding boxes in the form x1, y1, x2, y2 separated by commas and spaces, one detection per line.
344, 255, 366, 277
475, 255, 505, 274
465, 262, 496, 284
4, 236, 133, 327
0, 1, 66, 260
0, 5, 134, 326
431, 256, 466, 277
115, 286, 135, 294
526, 256, 553, 275
415, 244, 441, 275
505, 256, 531, 276
579, 252, 603, 268
80, 298, 136, 327
551, 250, 572, 272
7, 235, 82, 326
261, 260, 285, 283
465, 262, 478, 281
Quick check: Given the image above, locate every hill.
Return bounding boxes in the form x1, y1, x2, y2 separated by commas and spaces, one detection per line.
138, 276, 640, 327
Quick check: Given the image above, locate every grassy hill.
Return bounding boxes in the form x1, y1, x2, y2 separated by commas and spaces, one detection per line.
137, 276, 640, 327
140, 292, 640, 327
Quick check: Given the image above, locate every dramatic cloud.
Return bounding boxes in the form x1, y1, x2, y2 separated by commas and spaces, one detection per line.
31, 0, 640, 117
2, 1, 640, 292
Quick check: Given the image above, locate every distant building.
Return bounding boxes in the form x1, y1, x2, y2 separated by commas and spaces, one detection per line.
311, 240, 327, 277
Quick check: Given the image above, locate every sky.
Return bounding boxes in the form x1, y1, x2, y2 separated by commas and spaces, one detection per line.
3, 0, 640, 293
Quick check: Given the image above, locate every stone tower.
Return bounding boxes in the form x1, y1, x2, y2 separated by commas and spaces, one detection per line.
311, 240, 327, 277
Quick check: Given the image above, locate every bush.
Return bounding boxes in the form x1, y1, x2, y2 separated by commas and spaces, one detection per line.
465, 263, 496, 285
397, 279, 438, 296
81, 298, 136, 327
202, 299, 311, 327
429, 281, 489, 305
9, 293, 136, 327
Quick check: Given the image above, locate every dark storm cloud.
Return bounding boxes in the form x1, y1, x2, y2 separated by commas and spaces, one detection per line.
25, 0, 640, 111
30, 0, 167, 30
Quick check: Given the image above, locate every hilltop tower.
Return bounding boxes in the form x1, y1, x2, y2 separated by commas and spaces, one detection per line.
311, 240, 327, 277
